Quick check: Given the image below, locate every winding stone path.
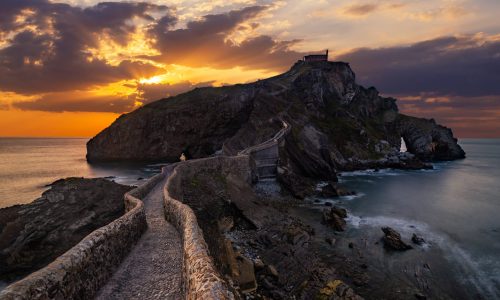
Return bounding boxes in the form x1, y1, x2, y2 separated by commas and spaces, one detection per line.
96, 179, 183, 299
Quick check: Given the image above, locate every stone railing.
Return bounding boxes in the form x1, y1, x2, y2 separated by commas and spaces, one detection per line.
162, 156, 250, 300
0, 174, 168, 300
237, 120, 290, 156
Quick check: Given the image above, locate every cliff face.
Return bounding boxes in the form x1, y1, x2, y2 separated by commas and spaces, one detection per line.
87, 61, 465, 177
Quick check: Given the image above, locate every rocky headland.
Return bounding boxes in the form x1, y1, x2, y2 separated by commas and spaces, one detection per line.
0, 178, 131, 282
87, 60, 464, 172
82, 60, 466, 299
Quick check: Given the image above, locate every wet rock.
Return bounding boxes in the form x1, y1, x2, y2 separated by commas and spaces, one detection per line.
0, 178, 131, 281
319, 182, 355, 198
322, 206, 348, 231
381, 227, 413, 251
411, 233, 426, 245
276, 168, 315, 199
414, 292, 427, 299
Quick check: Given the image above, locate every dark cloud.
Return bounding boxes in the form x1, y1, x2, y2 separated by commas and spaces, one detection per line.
0, 0, 168, 94
337, 35, 500, 97
138, 81, 214, 104
396, 94, 500, 138
336, 35, 500, 137
148, 6, 304, 70
343, 4, 379, 16
11, 80, 216, 113
13, 93, 136, 113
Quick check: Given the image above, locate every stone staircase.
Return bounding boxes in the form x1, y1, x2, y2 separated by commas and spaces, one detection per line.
238, 120, 290, 181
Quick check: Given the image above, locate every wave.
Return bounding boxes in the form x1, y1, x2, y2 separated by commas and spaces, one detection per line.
339, 169, 404, 177
346, 215, 500, 298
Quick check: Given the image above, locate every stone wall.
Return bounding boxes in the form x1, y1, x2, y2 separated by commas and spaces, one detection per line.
0, 174, 167, 300
162, 156, 251, 300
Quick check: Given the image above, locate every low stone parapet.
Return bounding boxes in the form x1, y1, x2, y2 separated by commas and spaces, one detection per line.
0, 175, 163, 300
162, 157, 249, 300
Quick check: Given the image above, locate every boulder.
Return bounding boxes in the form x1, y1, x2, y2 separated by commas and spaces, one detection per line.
411, 233, 426, 245
319, 182, 355, 198
276, 167, 315, 199
381, 227, 413, 251
235, 254, 257, 293
322, 206, 348, 231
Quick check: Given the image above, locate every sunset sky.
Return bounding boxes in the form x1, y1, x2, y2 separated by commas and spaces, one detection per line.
0, 0, 499, 137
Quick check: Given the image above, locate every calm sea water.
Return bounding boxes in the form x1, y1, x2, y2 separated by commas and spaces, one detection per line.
303, 139, 500, 299
0, 138, 165, 208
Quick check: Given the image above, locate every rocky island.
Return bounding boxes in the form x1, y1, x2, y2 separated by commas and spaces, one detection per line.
1, 61, 466, 300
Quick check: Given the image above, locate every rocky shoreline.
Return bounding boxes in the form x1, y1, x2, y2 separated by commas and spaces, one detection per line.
0, 178, 131, 283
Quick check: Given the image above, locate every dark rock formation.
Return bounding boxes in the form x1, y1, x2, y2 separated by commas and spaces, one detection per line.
411, 233, 426, 245
398, 114, 466, 161
319, 182, 355, 197
322, 206, 348, 231
381, 227, 413, 251
0, 178, 131, 281
276, 166, 315, 199
87, 61, 465, 180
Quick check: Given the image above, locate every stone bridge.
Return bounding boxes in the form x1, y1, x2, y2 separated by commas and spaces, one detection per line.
0, 121, 291, 300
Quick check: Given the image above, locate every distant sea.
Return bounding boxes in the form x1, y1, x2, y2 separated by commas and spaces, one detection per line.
0, 138, 165, 208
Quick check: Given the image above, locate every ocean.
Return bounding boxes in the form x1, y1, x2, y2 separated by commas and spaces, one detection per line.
0, 138, 165, 209
1, 138, 499, 298
300, 138, 500, 299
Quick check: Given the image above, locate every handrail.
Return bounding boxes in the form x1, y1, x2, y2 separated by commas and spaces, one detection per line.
238, 120, 290, 156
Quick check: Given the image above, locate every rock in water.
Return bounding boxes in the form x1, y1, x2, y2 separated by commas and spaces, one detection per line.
381, 227, 413, 251
322, 206, 348, 231
411, 233, 426, 245
87, 61, 465, 181
0, 178, 132, 281
397, 115, 465, 161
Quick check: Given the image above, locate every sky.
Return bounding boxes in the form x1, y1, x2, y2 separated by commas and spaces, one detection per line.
0, 0, 499, 138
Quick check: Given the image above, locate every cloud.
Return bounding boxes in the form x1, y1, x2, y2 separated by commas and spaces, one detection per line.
13, 93, 137, 113
0, 0, 167, 94
343, 3, 379, 16
337, 34, 500, 97
405, 4, 467, 21
336, 34, 500, 137
397, 94, 500, 137
137, 81, 214, 104
10, 80, 217, 113
148, 6, 305, 71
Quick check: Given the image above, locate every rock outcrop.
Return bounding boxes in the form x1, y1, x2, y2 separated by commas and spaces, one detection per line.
0, 178, 131, 281
322, 206, 348, 231
87, 61, 465, 180
381, 227, 413, 251
397, 114, 466, 161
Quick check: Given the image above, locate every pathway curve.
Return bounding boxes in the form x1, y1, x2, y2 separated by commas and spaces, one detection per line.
96, 178, 183, 300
